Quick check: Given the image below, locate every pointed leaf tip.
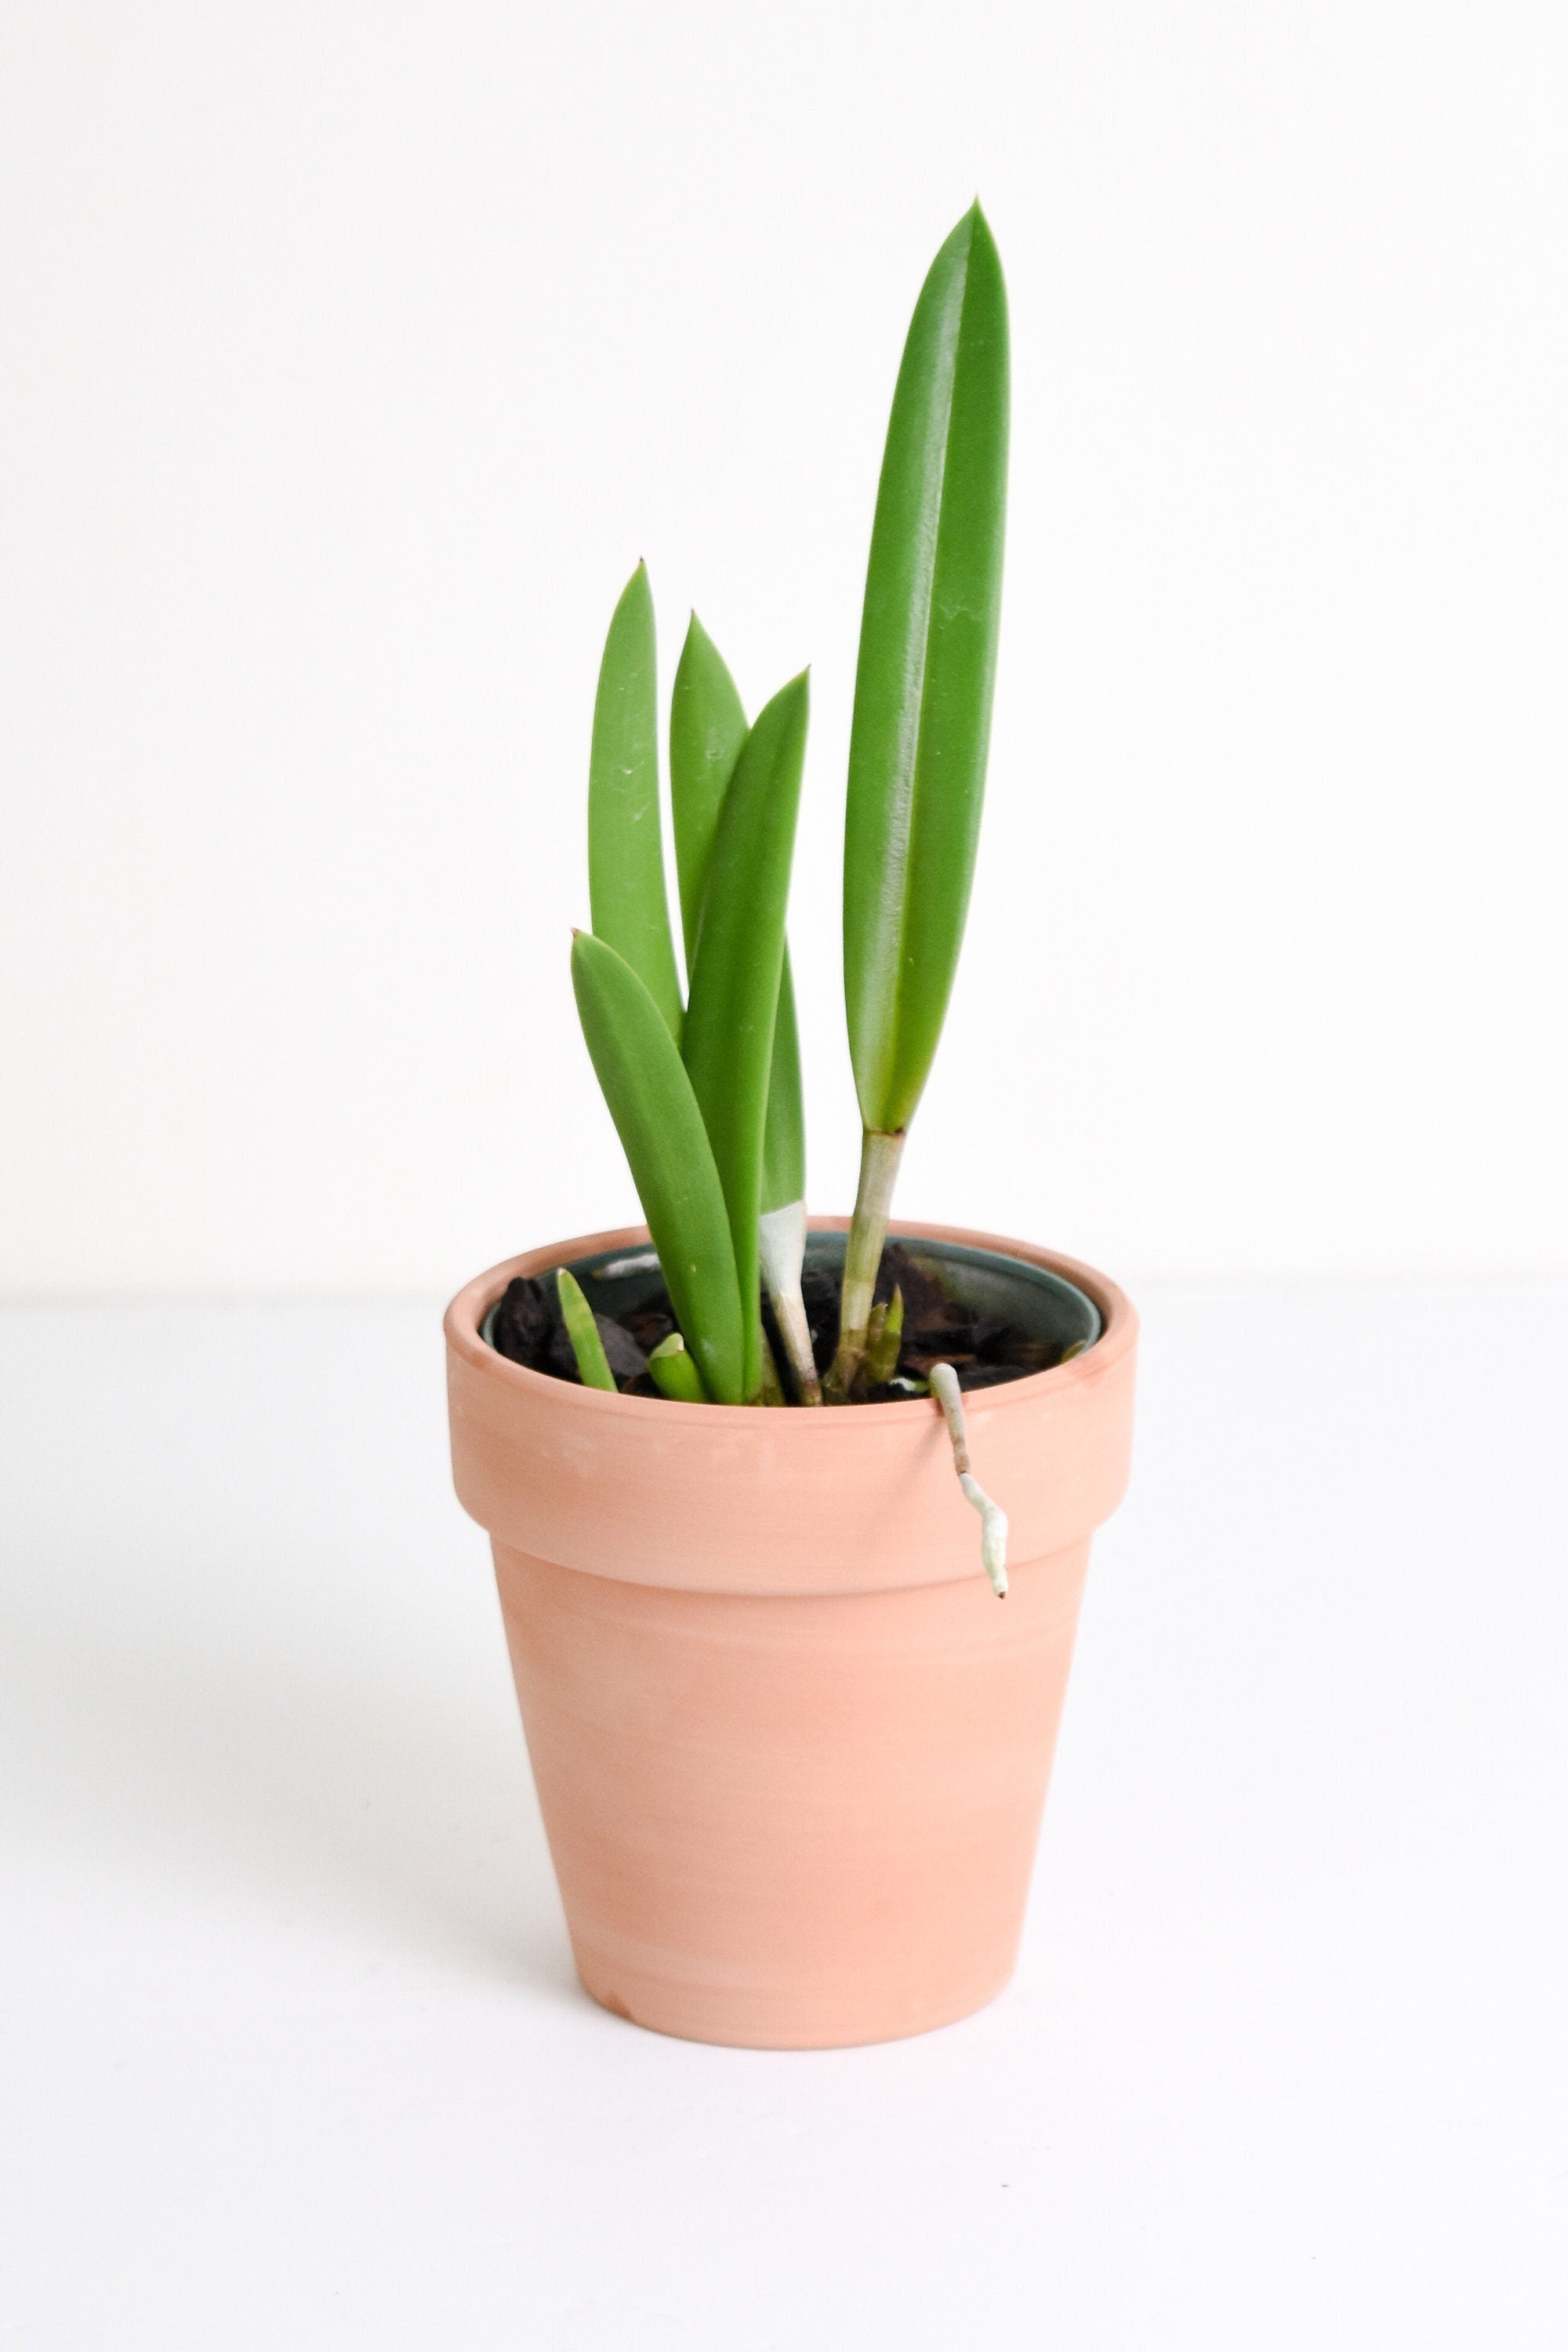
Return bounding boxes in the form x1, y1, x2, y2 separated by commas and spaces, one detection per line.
589, 563, 684, 1042
842, 199, 1009, 1135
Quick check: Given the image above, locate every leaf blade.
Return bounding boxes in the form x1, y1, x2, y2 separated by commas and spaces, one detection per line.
843, 204, 1010, 1134
670, 613, 750, 976
589, 563, 684, 1042
681, 671, 810, 1400
759, 954, 805, 1214
673, 618, 808, 1221
571, 930, 746, 1403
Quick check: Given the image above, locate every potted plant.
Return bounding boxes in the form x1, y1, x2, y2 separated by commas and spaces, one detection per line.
445, 205, 1137, 2049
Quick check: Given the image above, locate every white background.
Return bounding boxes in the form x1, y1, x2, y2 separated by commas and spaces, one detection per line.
3, 0, 1565, 1298
5, 13, 1566, 2343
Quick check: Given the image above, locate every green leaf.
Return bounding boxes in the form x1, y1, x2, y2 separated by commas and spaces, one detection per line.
589, 564, 684, 1043
571, 931, 746, 1404
673, 618, 808, 1221
670, 613, 749, 975
555, 1268, 617, 1391
759, 956, 804, 1214
843, 203, 1010, 1134
681, 671, 810, 1401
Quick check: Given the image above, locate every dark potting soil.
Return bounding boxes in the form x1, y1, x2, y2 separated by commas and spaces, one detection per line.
488, 1243, 1072, 1404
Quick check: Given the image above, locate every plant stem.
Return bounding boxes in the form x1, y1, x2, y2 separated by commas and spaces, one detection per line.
929, 1362, 1008, 1598
758, 1199, 822, 1406
825, 1127, 905, 1399
757, 1328, 786, 1406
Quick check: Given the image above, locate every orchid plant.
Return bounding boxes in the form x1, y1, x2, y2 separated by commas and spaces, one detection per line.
569, 204, 1008, 1415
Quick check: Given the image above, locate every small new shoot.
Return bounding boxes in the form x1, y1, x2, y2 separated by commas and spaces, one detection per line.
557, 1267, 618, 1392
648, 1331, 708, 1404
863, 1286, 904, 1385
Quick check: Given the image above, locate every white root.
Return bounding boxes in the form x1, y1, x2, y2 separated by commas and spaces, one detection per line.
928, 1362, 1009, 1599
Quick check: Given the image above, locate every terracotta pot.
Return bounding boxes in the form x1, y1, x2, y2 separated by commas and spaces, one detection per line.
445, 1218, 1136, 2049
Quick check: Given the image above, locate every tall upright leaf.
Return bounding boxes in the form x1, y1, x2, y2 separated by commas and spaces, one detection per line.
671, 615, 808, 1221
843, 203, 1009, 1135
571, 931, 746, 1404
828, 205, 1010, 1399
589, 564, 684, 1043
670, 612, 749, 974
682, 672, 810, 1401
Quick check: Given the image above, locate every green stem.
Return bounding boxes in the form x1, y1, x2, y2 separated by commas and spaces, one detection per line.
757, 1327, 786, 1405
826, 1127, 905, 1400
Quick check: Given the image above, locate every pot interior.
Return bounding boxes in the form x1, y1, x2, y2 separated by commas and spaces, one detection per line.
485, 1232, 1102, 1361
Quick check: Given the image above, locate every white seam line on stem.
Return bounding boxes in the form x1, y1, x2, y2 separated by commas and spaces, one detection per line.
928, 1361, 1008, 1598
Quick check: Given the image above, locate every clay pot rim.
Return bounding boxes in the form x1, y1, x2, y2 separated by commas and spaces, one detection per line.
445, 1217, 1136, 1428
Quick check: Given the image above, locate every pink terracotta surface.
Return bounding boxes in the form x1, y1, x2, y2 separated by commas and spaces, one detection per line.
445, 1219, 1137, 2049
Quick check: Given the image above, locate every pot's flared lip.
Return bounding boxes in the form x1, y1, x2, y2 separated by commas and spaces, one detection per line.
445, 1218, 1137, 1428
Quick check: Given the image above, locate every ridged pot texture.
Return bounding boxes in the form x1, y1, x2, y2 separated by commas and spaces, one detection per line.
445, 1219, 1137, 2049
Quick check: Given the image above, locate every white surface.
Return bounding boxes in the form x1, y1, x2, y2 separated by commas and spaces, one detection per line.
4, 1290, 1564, 2349
4, 1, 1567, 1295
